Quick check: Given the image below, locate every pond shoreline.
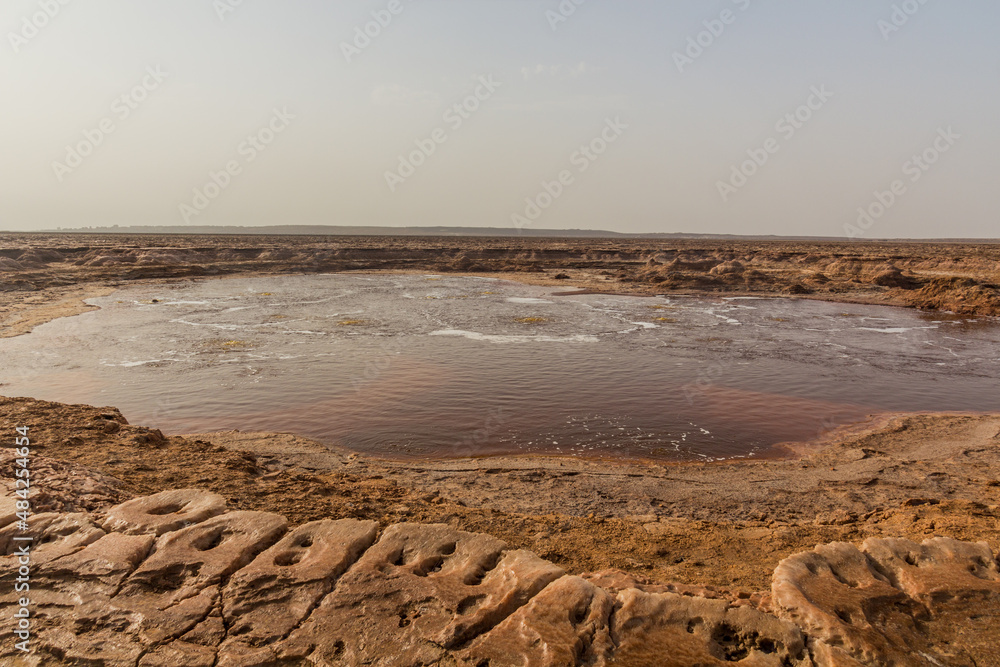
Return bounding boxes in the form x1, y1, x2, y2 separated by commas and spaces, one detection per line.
3, 394, 998, 597
3, 234, 999, 342
5, 272, 996, 464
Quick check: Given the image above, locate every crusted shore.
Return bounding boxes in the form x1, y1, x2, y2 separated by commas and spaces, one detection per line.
2, 235, 999, 341
2, 235, 999, 664
1, 398, 999, 665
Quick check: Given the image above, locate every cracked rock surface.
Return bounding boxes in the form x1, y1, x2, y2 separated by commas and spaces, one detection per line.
2, 482, 998, 666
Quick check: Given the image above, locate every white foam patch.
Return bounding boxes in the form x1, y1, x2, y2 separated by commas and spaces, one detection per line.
506, 297, 554, 304
103, 358, 182, 368
170, 319, 247, 331
287, 298, 336, 306
857, 327, 934, 334
429, 329, 599, 344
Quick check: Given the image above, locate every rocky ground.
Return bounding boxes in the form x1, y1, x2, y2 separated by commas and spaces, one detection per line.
1, 234, 999, 664
8, 481, 1000, 667
2, 234, 999, 342
1, 397, 999, 665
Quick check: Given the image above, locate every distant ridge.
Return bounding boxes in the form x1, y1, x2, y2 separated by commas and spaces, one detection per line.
40, 224, 760, 239
23, 224, 997, 242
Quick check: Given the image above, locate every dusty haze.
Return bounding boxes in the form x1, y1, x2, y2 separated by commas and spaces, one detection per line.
2, 1, 998, 238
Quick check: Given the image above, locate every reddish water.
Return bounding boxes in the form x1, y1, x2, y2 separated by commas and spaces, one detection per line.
1, 274, 998, 461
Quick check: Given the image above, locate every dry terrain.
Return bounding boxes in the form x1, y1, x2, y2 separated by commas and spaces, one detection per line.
1, 234, 999, 664
1, 397, 999, 665
2, 234, 999, 341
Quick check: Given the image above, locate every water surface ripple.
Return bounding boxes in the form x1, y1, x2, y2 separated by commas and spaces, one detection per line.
2, 274, 998, 462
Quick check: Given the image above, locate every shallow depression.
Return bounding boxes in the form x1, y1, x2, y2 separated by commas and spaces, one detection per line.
2, 274, 999, 462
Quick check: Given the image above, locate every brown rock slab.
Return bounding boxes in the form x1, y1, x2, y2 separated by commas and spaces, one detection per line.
218, 518, 378, 661
102, 488, 227, 536
39, 531, 154, 591
460, 575, 614, 666
137, 640, 217, 667
861, 536, 1000, 605
116, 510, 287, 643
0, 449, 126, 517
0, 512, 105, 568
30, 623, 146, 667
0, 491, 19, 531
607, 588, 811, 666
277, 523, 564, 665
584, 568, 767, 607
772, 542, 931, 666
1, 484, 997, 666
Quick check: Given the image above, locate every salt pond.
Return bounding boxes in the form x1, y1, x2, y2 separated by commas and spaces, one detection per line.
2, 274, 998, 462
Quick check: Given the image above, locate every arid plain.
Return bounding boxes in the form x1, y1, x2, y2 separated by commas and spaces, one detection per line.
2, 233, 999, 665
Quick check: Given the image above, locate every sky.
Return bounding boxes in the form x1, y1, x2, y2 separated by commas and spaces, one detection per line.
1, 0, 998, 238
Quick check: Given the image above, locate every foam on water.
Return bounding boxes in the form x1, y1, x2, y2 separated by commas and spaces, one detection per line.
429, 330, 601, 344
1, 274, 998, 462
857, 326, 936, 334
506, 297, 554, 304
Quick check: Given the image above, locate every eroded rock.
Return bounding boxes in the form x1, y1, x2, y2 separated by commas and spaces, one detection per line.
607, 588, 811, 666
0, 489, 996, 666
460, 575, 615, 666
861, 536, 1000, 605
0, 512, 105, 567
0, 450, 125, 518
40, 531, 154, 590
116, 510, 287, 643
219, 518, 378, 662
277, 523, 565, 665
772, 541, 920, 664
102, 488, 227, 536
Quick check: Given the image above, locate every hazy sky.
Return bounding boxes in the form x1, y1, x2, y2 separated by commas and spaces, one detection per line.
2, 1, 998, 237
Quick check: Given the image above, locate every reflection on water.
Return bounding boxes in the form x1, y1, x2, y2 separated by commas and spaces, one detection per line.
1, 274, 999, 462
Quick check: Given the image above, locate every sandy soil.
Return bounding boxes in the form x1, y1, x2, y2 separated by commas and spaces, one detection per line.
0, 283, 115, 339
4, 396, 997, 595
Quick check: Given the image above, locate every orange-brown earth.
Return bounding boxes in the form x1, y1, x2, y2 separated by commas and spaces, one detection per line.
2, 234, 999, 664
2, 397, 999, 665
2, 397, 998, 596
